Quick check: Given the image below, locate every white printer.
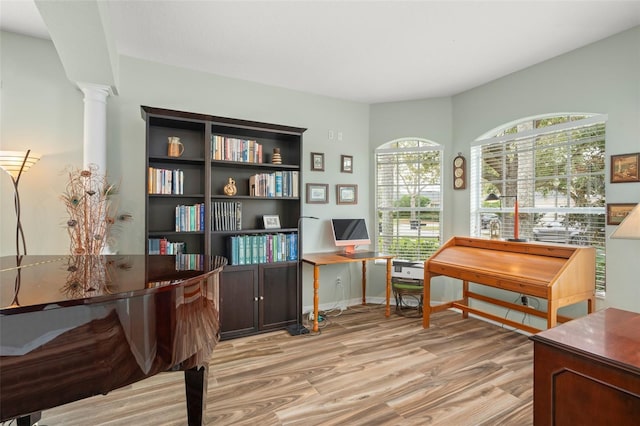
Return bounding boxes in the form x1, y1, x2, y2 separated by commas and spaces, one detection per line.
391, 260, 424, 281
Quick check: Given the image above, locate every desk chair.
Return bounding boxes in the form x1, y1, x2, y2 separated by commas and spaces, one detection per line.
392, 278, 424, 317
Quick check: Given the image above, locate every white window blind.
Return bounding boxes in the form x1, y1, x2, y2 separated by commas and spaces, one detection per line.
376, 139, 442, 261
471, 114, 607, 292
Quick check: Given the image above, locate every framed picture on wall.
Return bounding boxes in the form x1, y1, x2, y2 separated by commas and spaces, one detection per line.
607, 203, 636, 225
311, 152, 325, 171
306, 183, 328, 204
341, 155, 353, 173
336, 184, 357, 205
610, 153, 639, 183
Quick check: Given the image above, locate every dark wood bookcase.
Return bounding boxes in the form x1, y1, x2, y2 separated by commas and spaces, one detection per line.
142, 106, 306, 339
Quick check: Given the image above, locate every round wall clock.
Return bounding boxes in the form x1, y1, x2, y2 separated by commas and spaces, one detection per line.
453, 153, 466, 190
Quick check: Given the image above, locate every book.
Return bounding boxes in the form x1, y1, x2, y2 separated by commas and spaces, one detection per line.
275, 171, 283, 197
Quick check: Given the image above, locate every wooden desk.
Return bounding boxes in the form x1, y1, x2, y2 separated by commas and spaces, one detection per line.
301, 252, 394, 332
530, 308, 640, 425
424, 236, 595, 333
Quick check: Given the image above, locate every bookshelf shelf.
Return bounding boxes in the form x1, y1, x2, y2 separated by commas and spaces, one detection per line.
148, 194, 206, 198
143, 106, 305, 340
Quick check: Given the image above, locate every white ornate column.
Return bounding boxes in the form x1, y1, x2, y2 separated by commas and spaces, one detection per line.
77, 83, 111, 172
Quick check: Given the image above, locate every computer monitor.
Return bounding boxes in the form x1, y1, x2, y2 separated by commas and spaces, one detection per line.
330, 218, 371, 253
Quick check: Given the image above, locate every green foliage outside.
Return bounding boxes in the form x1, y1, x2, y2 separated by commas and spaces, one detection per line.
387, 237, 440, 261
395, 195, 431, 208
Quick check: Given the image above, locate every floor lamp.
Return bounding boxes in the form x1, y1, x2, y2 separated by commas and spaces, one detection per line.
0, 150, 41, 310
0, 150, 41, 256
485, 193, 527, 242
287, 215, 319, 336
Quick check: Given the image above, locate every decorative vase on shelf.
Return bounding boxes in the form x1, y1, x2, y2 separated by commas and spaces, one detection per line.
224, 177, 237, 196
271, 148, 282, 165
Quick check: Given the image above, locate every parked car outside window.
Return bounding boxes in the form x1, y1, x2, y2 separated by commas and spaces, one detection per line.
481, 213, 500, 229
532, 221, 587, 245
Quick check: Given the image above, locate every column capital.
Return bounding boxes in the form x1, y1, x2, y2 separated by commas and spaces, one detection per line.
77, 82, 113, 102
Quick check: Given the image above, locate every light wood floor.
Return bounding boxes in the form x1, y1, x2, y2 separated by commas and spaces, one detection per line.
39, 305, 533, 425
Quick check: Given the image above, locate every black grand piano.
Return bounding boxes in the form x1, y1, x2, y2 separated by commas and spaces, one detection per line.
0, 254, 226, 425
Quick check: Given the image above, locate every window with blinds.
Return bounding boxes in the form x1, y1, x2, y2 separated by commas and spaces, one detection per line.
471, 114, 607, 293
376, 139, 442, 261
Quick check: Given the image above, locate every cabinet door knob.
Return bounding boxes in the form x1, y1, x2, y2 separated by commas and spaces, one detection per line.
259, 296, 264, 300
254, 297, 259, 301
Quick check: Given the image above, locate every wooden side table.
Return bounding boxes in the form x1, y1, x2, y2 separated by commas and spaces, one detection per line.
530, 308, 640, 425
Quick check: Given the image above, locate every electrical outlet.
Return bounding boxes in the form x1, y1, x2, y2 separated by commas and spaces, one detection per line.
336, 276, 342, 286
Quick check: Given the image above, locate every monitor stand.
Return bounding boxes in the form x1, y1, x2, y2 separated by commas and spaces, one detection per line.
343, 245, 356, 254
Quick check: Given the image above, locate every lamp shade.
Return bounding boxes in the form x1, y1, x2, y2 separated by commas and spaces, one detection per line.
610, 203, 640, 240
0, 151, 41, 179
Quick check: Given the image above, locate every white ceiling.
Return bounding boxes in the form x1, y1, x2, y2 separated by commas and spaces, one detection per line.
2, 0, 640, 103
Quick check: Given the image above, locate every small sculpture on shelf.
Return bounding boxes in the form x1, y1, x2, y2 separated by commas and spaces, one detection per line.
271, 148, 282, 165
224, 177, 237, 196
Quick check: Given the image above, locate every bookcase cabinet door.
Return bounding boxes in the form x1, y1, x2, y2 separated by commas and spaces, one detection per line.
260, 263, 297, 330
219, 266, 258, 339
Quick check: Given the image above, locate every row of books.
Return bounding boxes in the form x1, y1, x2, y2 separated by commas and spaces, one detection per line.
146, 244, 203, 274
148, 167, 184, 194
148, 238, 186, 255
228, 233, 298, 265
176, 203, 205, 232
212, 201, 242, 231
249, 171, 299, 197
211, 135, 263, 163
175, 253, 205, 271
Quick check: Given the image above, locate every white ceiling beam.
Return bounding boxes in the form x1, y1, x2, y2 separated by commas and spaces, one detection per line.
34, 0, 119, 94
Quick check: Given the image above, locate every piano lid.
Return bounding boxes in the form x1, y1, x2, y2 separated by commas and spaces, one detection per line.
0, 255, 227, 314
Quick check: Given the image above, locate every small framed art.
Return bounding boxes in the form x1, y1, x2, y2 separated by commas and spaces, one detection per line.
610, 153, 639, 183
607, 203, 637, 225
336, 184, 358, 205
311, 152, 325, 171
341, 155, 353, 173
262, 214, 281, 229
306, 183, 329, 204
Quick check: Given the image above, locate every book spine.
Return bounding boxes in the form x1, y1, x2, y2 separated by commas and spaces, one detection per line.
238, 235, 245, 265
275, 171, 283, 197
292, 171, 299, 197
236, 202, 242, 230
252, 235, 259, 264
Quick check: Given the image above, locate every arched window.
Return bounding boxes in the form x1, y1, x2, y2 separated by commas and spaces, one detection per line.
376, 138, 442, 261
471, 114, 607, 293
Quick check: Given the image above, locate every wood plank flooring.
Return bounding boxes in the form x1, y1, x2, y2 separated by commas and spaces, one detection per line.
39, 305, 533, 425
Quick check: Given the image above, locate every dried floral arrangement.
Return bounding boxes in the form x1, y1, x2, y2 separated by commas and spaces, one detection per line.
61, 164, 132, 255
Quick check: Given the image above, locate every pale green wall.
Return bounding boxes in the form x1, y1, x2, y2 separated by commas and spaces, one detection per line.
0, 32, 83, 255
2, 26, 639, 317
368, 26, 640, 317
451, 26, 640, 315
0, 31, 371, 313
